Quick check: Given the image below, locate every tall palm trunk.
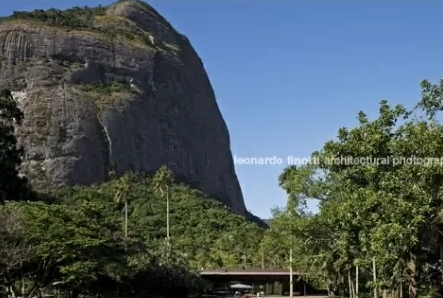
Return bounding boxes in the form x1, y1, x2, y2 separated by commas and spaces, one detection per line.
124, 199, 128, 238
407, 253, 417, 298
289, 248, 293, 298
166, 185, 170, 241
373, 258, 377, 298
348, 269, 353, 298
165, 185, 170, 263
399, 281, 403, 298
355, 265, 359, 298
440, 238, 443, 285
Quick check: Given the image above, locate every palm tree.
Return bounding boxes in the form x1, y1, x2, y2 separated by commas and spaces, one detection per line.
115, 174, 131, 238
152, 166, 174, 242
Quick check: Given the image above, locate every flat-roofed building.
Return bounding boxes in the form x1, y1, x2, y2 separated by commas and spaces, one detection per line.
199, 269, 320, 296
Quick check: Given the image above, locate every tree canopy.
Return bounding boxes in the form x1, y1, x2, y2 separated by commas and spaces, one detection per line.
262, 79, 443, 298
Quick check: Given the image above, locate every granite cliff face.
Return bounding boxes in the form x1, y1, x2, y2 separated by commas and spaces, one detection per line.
0, 0, 247, 215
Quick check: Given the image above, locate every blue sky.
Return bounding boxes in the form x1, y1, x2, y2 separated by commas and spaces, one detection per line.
2, 1, 443, 218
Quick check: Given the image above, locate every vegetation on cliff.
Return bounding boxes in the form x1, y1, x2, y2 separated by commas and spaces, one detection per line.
4, 6, 106, 28
2, 0, 154, 29
0, 1, 180, 54
79, 80, 138, 95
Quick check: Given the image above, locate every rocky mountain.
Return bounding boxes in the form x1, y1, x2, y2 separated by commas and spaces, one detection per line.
0, 0, 248, 215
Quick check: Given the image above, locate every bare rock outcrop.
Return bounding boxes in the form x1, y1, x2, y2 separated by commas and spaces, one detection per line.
0, 0, 247, 215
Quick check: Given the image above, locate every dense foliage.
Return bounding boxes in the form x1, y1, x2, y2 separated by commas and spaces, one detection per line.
0, 1, 180, 55
4, 6, 106, 28
55, 172, 265, 270
0, 171, 265, 298
0, 170, 265, 297
1, 1, 153, 31
260, 79, 443, 298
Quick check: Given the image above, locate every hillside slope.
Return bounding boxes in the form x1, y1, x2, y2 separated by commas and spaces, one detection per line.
53, 173, 266, 270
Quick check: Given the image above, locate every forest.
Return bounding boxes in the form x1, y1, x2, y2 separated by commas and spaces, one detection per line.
3, 74, 443, 298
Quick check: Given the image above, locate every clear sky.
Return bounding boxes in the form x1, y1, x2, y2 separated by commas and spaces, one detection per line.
2, 1, 443, 218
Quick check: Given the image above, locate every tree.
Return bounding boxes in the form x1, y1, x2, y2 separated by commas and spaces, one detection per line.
0, 198, 130, 298
0, 89, 28, 202
0, 206, 33, 297
271, 80, 443, 298
114, 174, 132, 238
152, 166, 174, 243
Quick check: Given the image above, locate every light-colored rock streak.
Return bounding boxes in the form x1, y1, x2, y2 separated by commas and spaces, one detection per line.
102, 124, 113, 164
11, 91, 26, 107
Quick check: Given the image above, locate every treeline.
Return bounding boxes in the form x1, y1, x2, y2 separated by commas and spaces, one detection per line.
5, 6, 105, 28
0, 199, 203, 298
258, 79, 443, 298
0, 89, 265, 297
1, 1, 150, 30
1, 174, 260, 298
1, 2, 164, 49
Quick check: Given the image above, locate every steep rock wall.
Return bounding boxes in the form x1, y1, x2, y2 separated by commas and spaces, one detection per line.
0, 0, 247, 215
